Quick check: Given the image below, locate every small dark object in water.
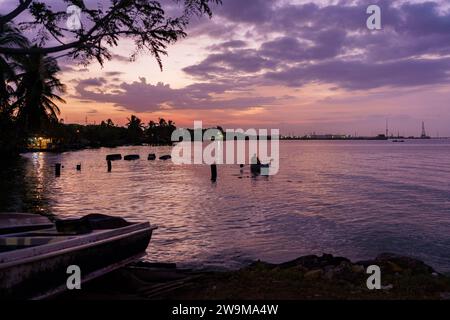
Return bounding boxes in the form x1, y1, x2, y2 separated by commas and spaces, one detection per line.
106, 154, 122, 161
76, 164, 81, 171
107, 160, 112, 172
211, 164, 217, 182
124, 155, 140, 161
159, 155, 172, 160
55, 163, 61, 177
251, 163, 270, 175
148, 154, 156, 160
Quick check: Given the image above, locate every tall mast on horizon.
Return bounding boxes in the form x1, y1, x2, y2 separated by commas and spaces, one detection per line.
386, 118, 389, 137
421, 121, 427, 138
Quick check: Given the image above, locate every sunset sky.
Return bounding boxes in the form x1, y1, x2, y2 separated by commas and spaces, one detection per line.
3, 0, 450, 136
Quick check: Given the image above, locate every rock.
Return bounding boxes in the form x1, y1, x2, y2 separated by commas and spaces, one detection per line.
355, 259, 376, 267
323, 270, 335, 280
147, 153, 156, 160
386, 261, 403, 273
323, 265, 335, 273
304, 269, 323, 280
375, 253, 435, 274
279, 254, 350, 270
351, 265, 365, 273
334, 261, 352, 272
159, 155, 172, 160
106, 154, 122, 161
124, 154, 140, 161
279, 255, 319, 269
248, 260, 277, 270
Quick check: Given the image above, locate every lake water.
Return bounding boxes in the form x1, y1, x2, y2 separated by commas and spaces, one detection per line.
1, 140, 450, 272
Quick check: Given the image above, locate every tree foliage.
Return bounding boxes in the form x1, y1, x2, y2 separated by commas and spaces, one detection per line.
13, 53, 66, 133
146, 117, 176, 144
0, 0, 222, 67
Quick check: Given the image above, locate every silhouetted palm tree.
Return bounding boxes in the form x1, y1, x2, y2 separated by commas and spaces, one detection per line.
106, 119, 115, 127
13, 53, 66, 133
127, 115, 144, 130
159, 118, 167, 127
101, 118, 115, 128
0, 57, 15, 113
0, 23, 28, 113
126, 115, 144, 143
0, 24, 29, 156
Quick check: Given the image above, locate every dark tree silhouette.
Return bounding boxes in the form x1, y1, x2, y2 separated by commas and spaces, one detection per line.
145, 117, 176, 145
0, 23, 28, 112
0, 0, 222, 67
13, 53, 66, 133
126, 114, 144, 144
101, 118, 115, 128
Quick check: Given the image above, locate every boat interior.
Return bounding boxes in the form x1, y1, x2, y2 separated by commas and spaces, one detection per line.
0, 213, 136, 253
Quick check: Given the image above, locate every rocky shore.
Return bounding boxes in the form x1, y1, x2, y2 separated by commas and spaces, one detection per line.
61, 253, 450, 300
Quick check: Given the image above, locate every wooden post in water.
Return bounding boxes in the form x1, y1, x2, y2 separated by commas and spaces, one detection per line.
55, 163, 61, 177
107, 160, 112, 172
211, 164, 217, 182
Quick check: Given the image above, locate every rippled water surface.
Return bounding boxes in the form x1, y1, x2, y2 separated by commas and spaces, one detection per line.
1, 140, 450, 271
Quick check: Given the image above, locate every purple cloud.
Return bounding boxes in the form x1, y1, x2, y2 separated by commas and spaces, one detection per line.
74, 77, 281, 112
265, 58, 450, 90
66, 0, 450, 114
182, 0, 450, 90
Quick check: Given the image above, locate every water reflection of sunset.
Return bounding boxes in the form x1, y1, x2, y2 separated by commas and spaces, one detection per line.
2, 141, 449, 272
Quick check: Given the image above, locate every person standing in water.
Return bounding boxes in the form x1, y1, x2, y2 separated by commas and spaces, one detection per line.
251, 154, 261, 165
251, 154, 262, 175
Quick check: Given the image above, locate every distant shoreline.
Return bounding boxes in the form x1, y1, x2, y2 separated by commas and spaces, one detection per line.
280, 137, 448, 141
21, 137, 449, 154
21, 142, 173, 154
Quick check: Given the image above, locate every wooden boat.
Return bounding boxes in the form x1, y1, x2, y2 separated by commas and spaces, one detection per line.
0, 213, 156, 299
0, 213, 54, 235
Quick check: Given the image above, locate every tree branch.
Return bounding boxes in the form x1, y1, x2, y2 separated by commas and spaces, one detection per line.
0, 41, 81, 55
0, 0, 221, 67
0, 0, 33, 25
